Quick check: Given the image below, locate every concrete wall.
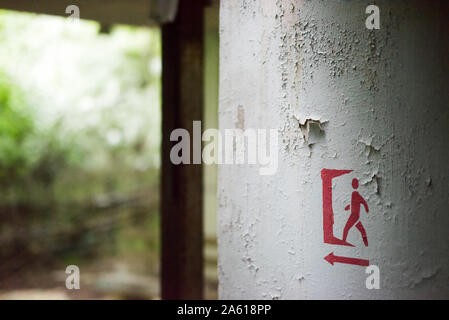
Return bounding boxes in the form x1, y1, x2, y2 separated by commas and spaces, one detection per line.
218, 0, 449, 299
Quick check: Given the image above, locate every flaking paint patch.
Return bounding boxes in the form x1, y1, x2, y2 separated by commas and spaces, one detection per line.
235, 105, 245, 129
297, 118, 327, 146
361, 169, 381, 195
359, 137, 381, 157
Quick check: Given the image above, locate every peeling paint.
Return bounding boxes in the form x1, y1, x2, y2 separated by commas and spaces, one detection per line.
218, 0, 449, 299
297, 118, 327, 145
235, 105, 245, 130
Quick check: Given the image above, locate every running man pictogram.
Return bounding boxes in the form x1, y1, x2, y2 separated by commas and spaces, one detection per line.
321, 169, 371, 266
342, 178, 369, 246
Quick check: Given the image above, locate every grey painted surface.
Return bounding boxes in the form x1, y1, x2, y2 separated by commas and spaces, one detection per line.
218, 0, 449, 299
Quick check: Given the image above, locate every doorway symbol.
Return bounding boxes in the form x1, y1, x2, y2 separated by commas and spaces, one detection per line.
321, 169, 369, 247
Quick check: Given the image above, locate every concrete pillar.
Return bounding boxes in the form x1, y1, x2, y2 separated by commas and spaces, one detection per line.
218, 0, 449, 299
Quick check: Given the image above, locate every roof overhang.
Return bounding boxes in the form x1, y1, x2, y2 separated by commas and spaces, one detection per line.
0, 0, 179, 26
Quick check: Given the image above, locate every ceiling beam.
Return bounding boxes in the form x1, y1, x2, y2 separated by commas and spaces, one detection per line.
0, 0, 178, 26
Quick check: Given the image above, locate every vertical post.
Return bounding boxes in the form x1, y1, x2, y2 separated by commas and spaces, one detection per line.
219, 0, 449, 299
161, 0, 204, 299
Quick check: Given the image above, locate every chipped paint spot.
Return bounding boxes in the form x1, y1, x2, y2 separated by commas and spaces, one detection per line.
235, 105, 245, 130
297, 118, 327, 145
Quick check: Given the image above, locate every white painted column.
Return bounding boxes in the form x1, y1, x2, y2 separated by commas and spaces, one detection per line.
218, 0, 449, 299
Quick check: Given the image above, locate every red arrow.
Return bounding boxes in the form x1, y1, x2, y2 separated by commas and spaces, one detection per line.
324, 252, 369, 267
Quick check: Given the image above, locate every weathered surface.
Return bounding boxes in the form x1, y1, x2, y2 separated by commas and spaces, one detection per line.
161, 0, 204, 299
218, 0, 449, 299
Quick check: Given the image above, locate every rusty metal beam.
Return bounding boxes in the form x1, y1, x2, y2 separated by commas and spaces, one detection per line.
161, 0, 204, 299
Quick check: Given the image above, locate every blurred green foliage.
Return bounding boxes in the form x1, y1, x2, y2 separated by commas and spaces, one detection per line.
0, 10, 161, 279
0, 73, 82, 202
0, 75, 33, 180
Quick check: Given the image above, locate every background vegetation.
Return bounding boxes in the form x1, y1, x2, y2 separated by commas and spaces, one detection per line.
0, 10, 162, 298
